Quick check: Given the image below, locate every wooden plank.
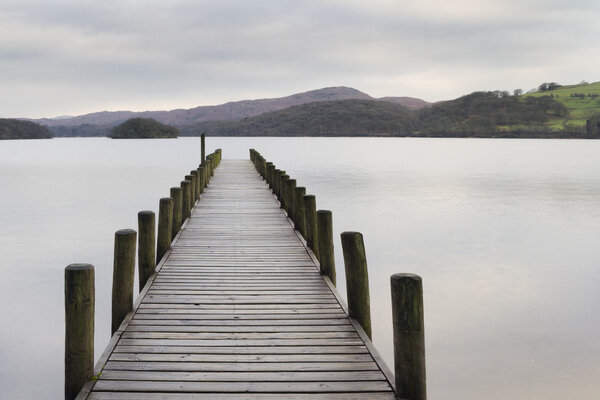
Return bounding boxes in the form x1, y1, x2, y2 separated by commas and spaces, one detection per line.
88, 393, 397, 400
117, 338, 365, 346
112, 345, 370, 355
98, 370, 384, 381
92, 380, 392, 393
109, 353, 375, 363
103, 361, 380, 372
125, 325, 355, 332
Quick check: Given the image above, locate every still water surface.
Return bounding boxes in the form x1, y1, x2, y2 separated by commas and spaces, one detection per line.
0, 137, 599, 399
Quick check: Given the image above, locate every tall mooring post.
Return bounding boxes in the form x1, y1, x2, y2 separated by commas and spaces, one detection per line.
341, 231, 372, 339
64, 264, 94, 400
111, 229, 136, 335
391, 273, 427, 400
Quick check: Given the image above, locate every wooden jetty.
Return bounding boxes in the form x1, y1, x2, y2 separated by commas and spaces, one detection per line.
74, 159, 396, 399
67, 144, 426, 400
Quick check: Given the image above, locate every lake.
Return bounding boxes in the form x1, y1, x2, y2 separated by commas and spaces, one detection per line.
0, 137, 599, 399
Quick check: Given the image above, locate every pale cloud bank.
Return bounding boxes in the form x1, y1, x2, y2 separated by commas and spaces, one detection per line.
1, 0, 599, 118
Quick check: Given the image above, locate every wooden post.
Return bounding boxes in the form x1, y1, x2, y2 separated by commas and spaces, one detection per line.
64, 264, 94, 400
317, 210, 336, 285
157, 197, 173, 265
181, 180, 191, 221
170, 187, 182, 239
185, 174, 196, 206
111, 229, 136, 335
285, 179, 296, 221
294, 186, 307, 237
279, 174, 289, 210
201, 133, 205, 163
191, 170, 199, 200
198, 165, 206, 194
273, 169, 281, 198
266, 162, 273, 188
391, 273, 426, 400
341, 231, 372, 339
304, 195, 319, 260
137, 211, 155, 292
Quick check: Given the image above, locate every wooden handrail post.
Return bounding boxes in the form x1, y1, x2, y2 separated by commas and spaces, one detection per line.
266, 162, 274, 188
157, 197, 173, 264
64, 264, 94, 400
273, 169, 281, 197
391, 273, 426, 400
191, 170, 199, 200
198, 165, 206, 194
137, 211, 155, 292
170, 187, 183, 238
185, 174, 196, 206
201, 133, 205, 163
181, 180, 191, 221
294, 186, 307, 237
304, 195, 319, 260
285, 179, 296, 221
279, 174, 289, 210
111, 229, 136, 335
341, 231, 372, 339
317, 210, 336, 285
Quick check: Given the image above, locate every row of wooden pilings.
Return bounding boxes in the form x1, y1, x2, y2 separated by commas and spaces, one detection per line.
250, 149, 427, 400
63, 139, 221, 400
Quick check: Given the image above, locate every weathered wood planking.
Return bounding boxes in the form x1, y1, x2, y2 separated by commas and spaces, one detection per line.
81, 159, 395, 400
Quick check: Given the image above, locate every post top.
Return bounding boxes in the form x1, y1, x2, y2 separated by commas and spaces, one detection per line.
160, 197, 173, 202
391, 273, 422, 282
170, 186, 182, 191
317, 209, 332, 215
341, 231, 361, 236
115, 228, 136, 236
65, 263, 94, 271
138, 210, 154, 216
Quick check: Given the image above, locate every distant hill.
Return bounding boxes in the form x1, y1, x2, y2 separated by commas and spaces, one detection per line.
180, 99, 418, 136
109, 118, 178, 139
0, 119, 52, 139
37, 87, 370, 127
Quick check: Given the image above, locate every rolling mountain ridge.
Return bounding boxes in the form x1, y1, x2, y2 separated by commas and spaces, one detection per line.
33, 87, 429, 127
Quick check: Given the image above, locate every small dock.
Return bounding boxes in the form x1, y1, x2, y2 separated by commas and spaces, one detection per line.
77, 159, 397, 399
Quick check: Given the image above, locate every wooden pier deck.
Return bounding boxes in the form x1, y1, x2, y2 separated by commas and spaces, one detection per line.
79, 159, 396, 400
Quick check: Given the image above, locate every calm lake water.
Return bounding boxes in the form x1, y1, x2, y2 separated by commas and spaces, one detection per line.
1, 137, 599, 399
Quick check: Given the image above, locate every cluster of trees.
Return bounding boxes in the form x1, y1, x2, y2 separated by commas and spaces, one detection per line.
538, 82, 562, 92
570, 93, 599, 98
109, 118, 179, 139
0, 119, 52, 139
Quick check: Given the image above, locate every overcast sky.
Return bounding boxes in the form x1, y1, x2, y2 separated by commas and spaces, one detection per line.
2, 0, 599, 118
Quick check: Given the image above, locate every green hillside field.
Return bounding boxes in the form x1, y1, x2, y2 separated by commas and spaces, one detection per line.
524, 81, 600, 130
